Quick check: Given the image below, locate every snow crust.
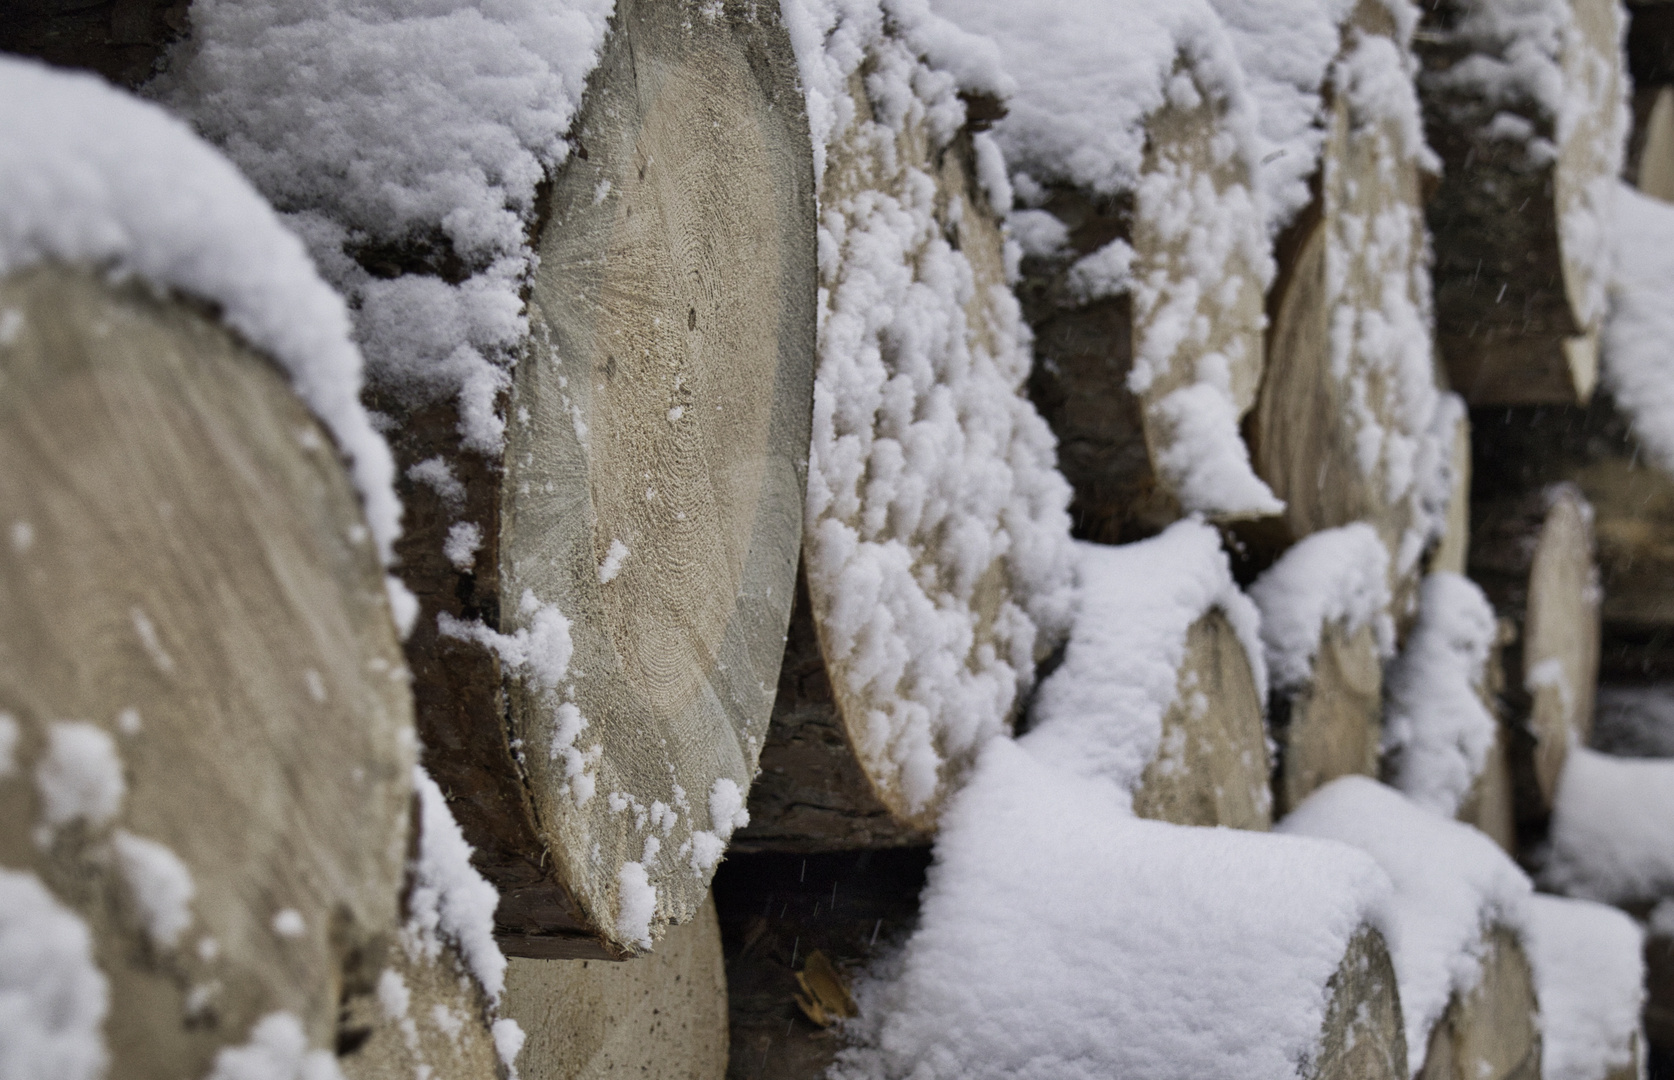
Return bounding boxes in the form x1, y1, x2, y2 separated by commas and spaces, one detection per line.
1026, 521, 1265, 798
1382, 572, 1500, 816
1524, 894, 1645, 1080
0, 56, 400, 565
791, 0, 1077, 817
832, 738, 1393, 1080
163, 0, 614, 457
1543, 747, 1674, 906
1278, 776, 1534, 1069
406, 766, 508, 1002
1604, 184, 1674, 477
1248, 523, 1393, 695
0, 868, 109, 1080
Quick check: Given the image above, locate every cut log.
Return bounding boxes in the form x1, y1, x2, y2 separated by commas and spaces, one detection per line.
1246, 0, 1457, 598
1648, 918, 1674, 1063
1312, 927, 1410, 1080
339, 935, 503, 1080
1627, 2, 1674, 198
791, 12, 1076, 844
1129, 611, 1272, 830
0, 264, 414, 1078
1471, 482, 1602, 829
1415, 929, 1542, 1080
1456, 724, 1519, 855
1025, 525, 1271, 830
1417, 0, 1629, 406
1249, 525, 1393, 816
1634, 86, 1674, 200
378, 0, 817, 958
501, 892, 728, 1080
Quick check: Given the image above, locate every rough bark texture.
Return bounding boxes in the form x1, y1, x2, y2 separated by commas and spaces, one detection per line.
1415, 929, 1542, 1080
1472, 478, 1601, 833
732, 574, 932, 855
1417, 0, 1624, 406
1273, 623, 1385, 817
1021, 96, 1266, 544
1131, 612, 1273, 830
502, 893, 729, 1080
0, 264, 414, 1078
713, 849, 932, 1080
1310, 927, 1410, 1080
0, 0, 187, 89
1248, 0, 1437, 601
386, 0, 817, 958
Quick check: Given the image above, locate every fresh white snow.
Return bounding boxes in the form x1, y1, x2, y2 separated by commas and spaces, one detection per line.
1523, 894, 1645, 1080
1604, 183, 1674, 476
1025, 521, 1265, 799
111, 829, 196, 950
203, 1012, 344, 1080
34, 722, 125, 832
1248, 522, 1394, 695
1543, 746, 1674, 906
405, 766, 508, 1002
1278, 775, 1534, 1070
0, 868, 109, 1080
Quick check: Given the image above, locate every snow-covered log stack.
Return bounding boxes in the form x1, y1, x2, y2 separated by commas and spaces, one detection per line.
0, 60, 422, 1080
1417, 0, 1628, 406
164, 0, 817, 957
738, 1, 1076, 849
937, 0, 1279, 544
1470, 484, 1602, 833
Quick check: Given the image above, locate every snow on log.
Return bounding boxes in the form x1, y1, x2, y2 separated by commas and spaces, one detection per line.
788, 1, 1076, 840
1523, 894, 1647, 1080
500, 892, 728, 1080
1249, 524, 1395, 815
1542, 747, 1674, 906
166, 0, 816, 956
1026, 522, 1272, 830
1235, 0, 1460, 593
1470, 484, 1602, 827
341, 771, 522, 1080
829, 739, 1406, 1080
1417, 0, 1629, 406
934, 0, 1280, 544
0, 60, 415, 1079
1279, 777, 1539, 1080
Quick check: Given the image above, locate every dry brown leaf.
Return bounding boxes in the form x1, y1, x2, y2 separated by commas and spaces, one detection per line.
794, 950, 857, 1028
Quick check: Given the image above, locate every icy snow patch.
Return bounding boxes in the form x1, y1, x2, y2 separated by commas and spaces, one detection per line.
112, 829, 195, 949
1278, 776, 1533, 1067
0, 868, 109, 1080
1382, 573, 1499, 816
406, 766, 508, 1002
1543, 747, 1674, 906
832, 738, 1392, 1080
1524, 894, 1645, 1080
0, 57, 400, 564
1026, 521, 1265, 798
1248, 522, 1394, 694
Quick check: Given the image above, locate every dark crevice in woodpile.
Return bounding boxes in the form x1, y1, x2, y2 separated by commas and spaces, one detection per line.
0, 0, 188, 88
712, 848, 932, 1080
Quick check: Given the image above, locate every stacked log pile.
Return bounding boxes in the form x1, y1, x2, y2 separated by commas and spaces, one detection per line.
5, 0, 1674, 1079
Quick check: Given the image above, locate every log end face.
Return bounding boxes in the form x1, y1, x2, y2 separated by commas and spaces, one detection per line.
1275, 623, 1384, 817
1309, 926, 1408, 1080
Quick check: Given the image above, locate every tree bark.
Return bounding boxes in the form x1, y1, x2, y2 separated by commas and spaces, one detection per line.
384, 0, 817, 958
1417, 0, 1626, 406
0, 264, 414, 1079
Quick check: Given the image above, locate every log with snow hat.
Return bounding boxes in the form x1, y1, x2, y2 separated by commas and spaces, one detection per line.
1025, 519, 1273, 829
1469, 483, 1602, 835
1416, 0, 1628, 406
0, 58, 424, 1080
163, 0, 817, 957
736, 1, 1077, 850
826, 738, 1409, 1080
1226, 0, 1463, 607
1279, 777, 1543, 1080
930, 0, 1282, 544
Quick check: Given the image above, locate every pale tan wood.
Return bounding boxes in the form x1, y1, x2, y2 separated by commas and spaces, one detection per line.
0, 264, 414, 1078
1310, 927, 1409, 1080
1274, 623, 1385, 816
1416, 929, 1542, 1080
1247, 0, 1440, 602
1022, 81, 1267, 543
502, 893, 728, 1080
386, 0, 816, 958
340, 939, 503, 1080
1420, 0, 1626, 406
1430, 413, 1474, 578
1456, 725, 1519, 855
1131, 612, 1273, 830
1639, 86, 1674, 201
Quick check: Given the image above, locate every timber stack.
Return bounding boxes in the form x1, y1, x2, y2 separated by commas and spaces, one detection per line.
4, 1, 1674, 1080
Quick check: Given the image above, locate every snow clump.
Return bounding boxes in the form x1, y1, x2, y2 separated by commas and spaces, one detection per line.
0, 868, 109, 1080
1543, 747, 1674, 906
1248, 522, 1394, 695
1523, 894, 1646, 1080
